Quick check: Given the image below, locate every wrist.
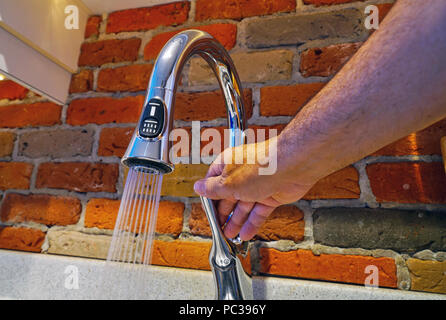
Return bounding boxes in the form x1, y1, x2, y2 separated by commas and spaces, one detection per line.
275, 130, 333, 185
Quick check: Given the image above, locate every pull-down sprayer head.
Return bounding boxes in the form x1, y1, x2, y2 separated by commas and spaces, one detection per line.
122, 29, 246, 174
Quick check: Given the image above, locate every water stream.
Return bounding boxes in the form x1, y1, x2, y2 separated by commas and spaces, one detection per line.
100, 166, 164, 299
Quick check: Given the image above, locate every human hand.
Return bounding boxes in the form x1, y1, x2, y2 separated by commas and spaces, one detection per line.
193, 137, 316, 241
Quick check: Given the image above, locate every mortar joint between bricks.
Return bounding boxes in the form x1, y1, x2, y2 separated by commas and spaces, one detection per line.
295, 200, 315, 244
298, 1, 367, 14
353, 159, 378, 208
181, 200, 193, 236
188, 0, 196, 23
362, 155, 442, 165
396, 255, 411, 290
11, 154, 119, 164
72, 200, 88, 230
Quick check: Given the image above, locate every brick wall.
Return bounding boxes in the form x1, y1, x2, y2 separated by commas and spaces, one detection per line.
0, 0, 445, 295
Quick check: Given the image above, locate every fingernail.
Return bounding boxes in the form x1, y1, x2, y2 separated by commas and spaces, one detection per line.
193, 179, 205, 195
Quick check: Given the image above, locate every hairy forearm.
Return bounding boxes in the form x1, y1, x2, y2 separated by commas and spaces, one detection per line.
277, 0, 446, 183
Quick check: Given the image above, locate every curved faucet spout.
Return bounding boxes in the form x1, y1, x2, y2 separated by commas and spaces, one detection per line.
122, 30, 253, 300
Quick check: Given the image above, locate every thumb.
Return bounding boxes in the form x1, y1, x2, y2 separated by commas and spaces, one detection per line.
194, 176, 232, 200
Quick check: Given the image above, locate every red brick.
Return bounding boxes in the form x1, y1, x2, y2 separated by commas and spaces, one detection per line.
260, 83, 325, 116
377, 3, 394, 24
85, 198, 184, 236
144, 24, 237, 61
78, 38, 141, 67
303, 0, 360, 6
373, 118, 446, 156
98, 127, 134, 157
0, 102, 61, 128
97, 64, 153, 92
0, 162, 33, 190
107, 2, 190, 33
304, 166, 360, 200
175, 89, 252, 121
172, 124, 285, 158
69, 69, 94, 94
85, 15, 102, 38
367, 162, 446, 204
0, 227, 45, 252
442, 138, 446, 173
36, 162, 119, 193
196, 0, 296, 21
152, 239, 211, 270
67, 96, 144, 125
300, 42, 362, 77
0, 80, 28, 100
368, 3, 394, 35
260, 248, 397, 288
0, 132, 15, 157
1, 193, 81, 226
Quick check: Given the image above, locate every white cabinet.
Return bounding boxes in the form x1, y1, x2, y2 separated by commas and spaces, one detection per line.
0, 0, 91, 104
0, 0, 179, 105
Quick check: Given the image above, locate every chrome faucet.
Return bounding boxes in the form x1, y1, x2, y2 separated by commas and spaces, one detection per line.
122, 30, 253, 300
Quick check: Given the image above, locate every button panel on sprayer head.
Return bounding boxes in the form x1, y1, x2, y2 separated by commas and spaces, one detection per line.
139, 98, 165, 139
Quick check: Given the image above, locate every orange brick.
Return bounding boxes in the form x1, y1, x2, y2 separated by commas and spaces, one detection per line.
144, 24, 237, 61
152, 240, 211, 270
85, 198, 184, 236
156, 201, 185, 236
303, 166, 360, 200
189, 203, 212, 237
36, 162, 119, 193
259, 248, 397, 288
69, 69, 94, 94
300, 42, 362, 77
66, 96, 144, 125
78, 38, 141, 67
257, 205, 305, 242
0, 227, 45, 252
373, 118, 446, 156
98, 127, 134, 157
196, 0, 296, 21
85, 15, 102, 38
97, 64, 153, 92
84, 198, 120, 230
0, 132, 15, 157
366, 162, 446, 204
0, 102, 61, 128
260, 83, 325, 116
175, 89, 253, 121
0, 162, 33, 190
0, 80, 28, 100
1, 193, 81, 226
107, 2, 190, 33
